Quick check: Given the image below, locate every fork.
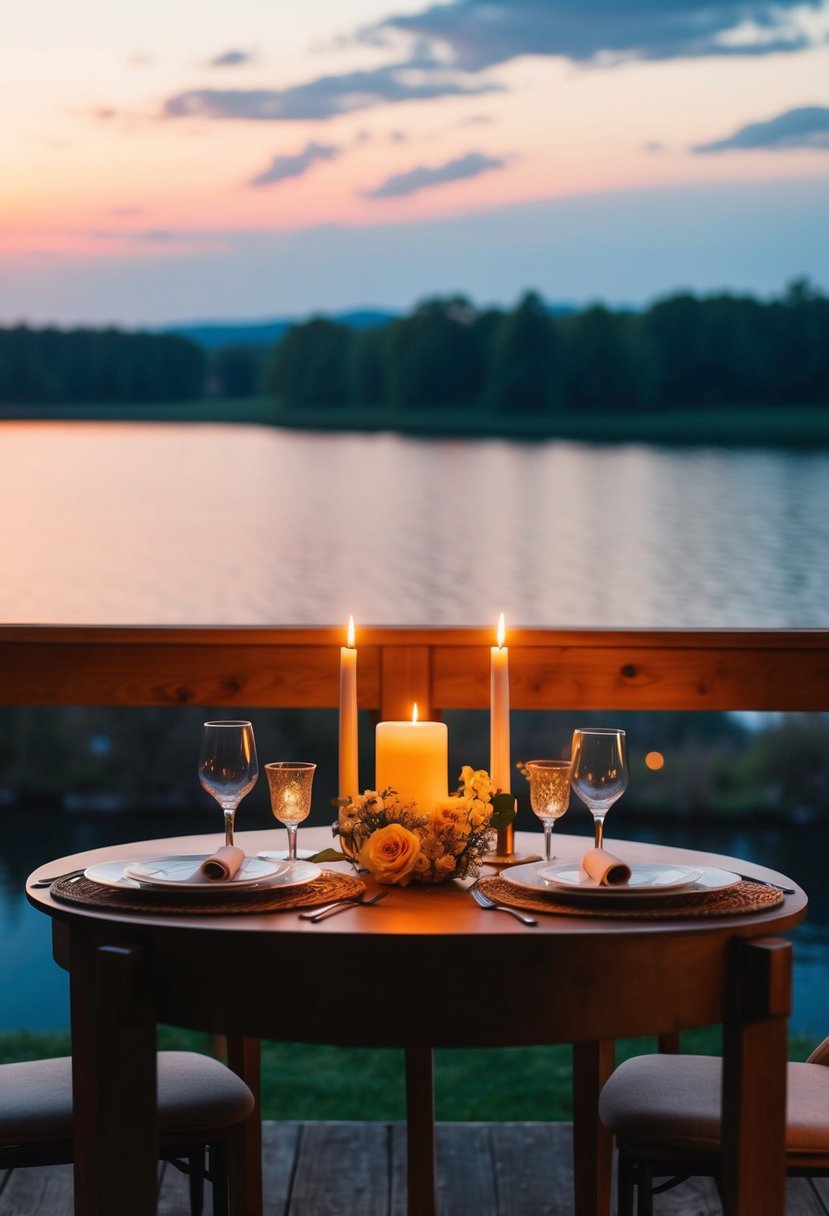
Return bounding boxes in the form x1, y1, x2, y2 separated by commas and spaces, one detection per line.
300, 890, 388, 923
471, 885, 537, 926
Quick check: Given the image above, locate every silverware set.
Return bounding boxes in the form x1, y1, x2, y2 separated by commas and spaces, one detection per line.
299, 890, 388, 922
470, 884, 537, 925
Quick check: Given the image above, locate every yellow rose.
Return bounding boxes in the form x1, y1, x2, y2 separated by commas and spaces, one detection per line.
358, 824, 421, 886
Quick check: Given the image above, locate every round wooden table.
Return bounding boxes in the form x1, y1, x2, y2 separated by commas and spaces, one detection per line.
27, 828, 806, 1216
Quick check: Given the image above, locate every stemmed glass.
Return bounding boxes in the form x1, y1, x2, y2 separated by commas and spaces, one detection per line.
265, 762, 316, 867
524, 759, 572, 862
198, 720, 259, 847
570, 728, 628, 850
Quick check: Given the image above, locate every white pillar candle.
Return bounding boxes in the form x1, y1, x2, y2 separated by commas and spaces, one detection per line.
490, 613, 511, 794
338, 616, 359, 803
375, 705, 448, 813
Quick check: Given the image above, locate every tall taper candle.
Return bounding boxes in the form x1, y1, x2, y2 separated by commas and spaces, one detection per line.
490, 613, 514, 856
490, 613, 511, 793
339, 616, 358, 803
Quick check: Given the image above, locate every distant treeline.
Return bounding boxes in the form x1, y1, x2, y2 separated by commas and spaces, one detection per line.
2, 280, 828, 411
266, 280, 829, 413
0, 327, 205, 403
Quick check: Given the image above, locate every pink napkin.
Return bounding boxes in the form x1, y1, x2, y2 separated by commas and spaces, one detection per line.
581, 847, 632, 886
197, 845, 245, 882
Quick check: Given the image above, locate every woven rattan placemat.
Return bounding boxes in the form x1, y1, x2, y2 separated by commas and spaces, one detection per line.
50, 869, 365, 915
478, 876, 784, 919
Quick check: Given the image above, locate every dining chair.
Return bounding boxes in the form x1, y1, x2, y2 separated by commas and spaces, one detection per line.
0, 1049, 255, 1216
599, 1036, 829, 1215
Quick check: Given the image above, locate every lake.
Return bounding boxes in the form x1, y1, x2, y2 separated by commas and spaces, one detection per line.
1, 421, 828, 627
0, 420, 828, 1035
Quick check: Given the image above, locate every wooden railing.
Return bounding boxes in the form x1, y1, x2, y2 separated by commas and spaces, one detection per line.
1, 626, 827, 717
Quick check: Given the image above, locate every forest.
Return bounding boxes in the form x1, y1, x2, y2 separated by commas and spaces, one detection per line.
0, 326, 204, 403
1, 280, 828, 413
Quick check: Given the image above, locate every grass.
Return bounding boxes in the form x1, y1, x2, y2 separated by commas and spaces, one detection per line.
264, 402, 829, 448
0, 397, 283, 426
2, 397, 829, 447
0, 1025, 817, 1121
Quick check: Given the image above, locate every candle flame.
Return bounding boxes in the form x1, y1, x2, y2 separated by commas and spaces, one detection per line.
346, 615, 355, 648
497, 612, 506, 649
412, 702, 419, 723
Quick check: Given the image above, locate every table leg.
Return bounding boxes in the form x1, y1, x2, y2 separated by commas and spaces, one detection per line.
721, 937, 791, 1216
405, 1046, 437, 1216
226, 1035, 263, 1216
70, 938, 158, 1215
572, 1040, 615, 1216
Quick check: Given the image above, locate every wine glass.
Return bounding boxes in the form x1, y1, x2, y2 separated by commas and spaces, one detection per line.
524, 759, 572, 862
198, 720, 259, 847
265, 762, 316, 867
570, 728, 628, 850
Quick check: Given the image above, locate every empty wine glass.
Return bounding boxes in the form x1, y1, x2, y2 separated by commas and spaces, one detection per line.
265, 762, 316, 867
524, 759, 572, 862
570, 728, 628, 850
198, 720, 259, 847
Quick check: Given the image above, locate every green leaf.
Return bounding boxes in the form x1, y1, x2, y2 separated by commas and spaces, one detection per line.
489, 792, 517, 830
309, 848, 351, 864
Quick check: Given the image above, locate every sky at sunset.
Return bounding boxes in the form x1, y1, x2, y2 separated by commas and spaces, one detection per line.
3, 0, 829, 326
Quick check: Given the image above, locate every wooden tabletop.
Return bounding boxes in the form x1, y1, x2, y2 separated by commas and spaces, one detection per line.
26, 826, 807, 940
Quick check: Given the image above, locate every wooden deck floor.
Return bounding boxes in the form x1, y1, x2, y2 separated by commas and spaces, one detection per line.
1, 1121, 828, 1215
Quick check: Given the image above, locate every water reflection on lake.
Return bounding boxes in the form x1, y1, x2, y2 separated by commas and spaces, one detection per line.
1, 422, 828, 627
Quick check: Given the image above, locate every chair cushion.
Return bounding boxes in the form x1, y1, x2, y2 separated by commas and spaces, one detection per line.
599, 1054, 829, 1158
0, 1051, 254, 1146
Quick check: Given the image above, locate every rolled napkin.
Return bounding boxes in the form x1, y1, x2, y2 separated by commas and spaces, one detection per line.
197, 845, 245, 882
581, 847, 632, 886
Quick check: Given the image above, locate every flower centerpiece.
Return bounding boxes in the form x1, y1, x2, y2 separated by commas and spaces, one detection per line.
318, 767, 516, 886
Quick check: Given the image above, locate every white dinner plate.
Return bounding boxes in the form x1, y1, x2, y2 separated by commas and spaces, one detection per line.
501, 861, 740, 900
538, 861, 704, 895
122, 855, 287, 889
86, 856, 320, 893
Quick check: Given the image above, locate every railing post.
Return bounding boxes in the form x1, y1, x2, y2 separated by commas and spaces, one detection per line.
380, 643, 433, 721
